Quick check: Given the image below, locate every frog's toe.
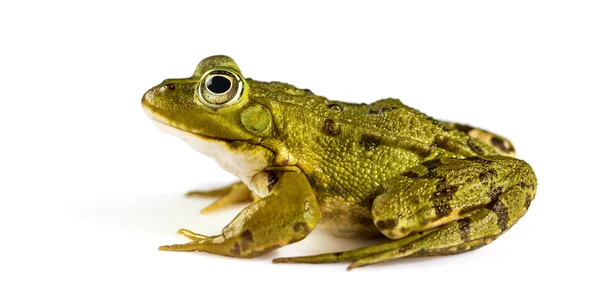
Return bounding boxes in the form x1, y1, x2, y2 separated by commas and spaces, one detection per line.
177, 228, 208, 241
158, 229, 211, 251
158, 241, 205, 252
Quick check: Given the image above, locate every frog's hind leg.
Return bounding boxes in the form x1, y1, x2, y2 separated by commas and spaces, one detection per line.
275, 186, 528, 270
275, 156, 536, 270
272, 230, 435, 265
347, 156, 536, 269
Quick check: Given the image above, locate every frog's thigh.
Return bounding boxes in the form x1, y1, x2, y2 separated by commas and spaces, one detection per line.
373, 156, 536, 239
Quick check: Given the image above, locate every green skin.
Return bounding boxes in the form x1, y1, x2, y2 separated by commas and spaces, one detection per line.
142, 55, 537, 270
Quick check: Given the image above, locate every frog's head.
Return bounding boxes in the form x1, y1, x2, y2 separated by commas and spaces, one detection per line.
142, 55, 273, 143
142, 56, 276, 184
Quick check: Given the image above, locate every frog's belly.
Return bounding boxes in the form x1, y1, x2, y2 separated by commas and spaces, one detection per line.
318, 196, 381, 238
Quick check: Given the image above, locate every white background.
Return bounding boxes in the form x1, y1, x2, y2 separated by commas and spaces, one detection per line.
1, 1, 598, 291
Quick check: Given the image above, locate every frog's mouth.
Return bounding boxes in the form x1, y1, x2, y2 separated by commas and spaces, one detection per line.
142, 104, 230, 147
142, 104, 274, 187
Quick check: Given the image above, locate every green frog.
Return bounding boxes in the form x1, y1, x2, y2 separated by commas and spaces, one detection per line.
142, 55, 537, 270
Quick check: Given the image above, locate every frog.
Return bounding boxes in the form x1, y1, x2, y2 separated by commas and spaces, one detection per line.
141, 55, 537, 270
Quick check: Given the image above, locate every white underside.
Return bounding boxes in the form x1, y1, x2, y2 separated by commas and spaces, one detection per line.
152, 121, 270, 192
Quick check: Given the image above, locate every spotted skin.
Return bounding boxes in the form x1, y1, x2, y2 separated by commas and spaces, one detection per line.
322, 118, 342, 136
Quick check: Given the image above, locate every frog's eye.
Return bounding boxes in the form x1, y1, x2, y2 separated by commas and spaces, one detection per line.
198, 69, 244, 108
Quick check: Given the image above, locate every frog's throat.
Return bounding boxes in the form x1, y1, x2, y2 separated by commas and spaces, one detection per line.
146, 117, 272, 189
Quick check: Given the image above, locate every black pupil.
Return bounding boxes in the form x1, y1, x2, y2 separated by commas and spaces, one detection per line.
207, 75, 232, 94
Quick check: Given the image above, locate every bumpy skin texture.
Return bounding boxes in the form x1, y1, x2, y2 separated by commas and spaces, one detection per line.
142, 55, 537, 269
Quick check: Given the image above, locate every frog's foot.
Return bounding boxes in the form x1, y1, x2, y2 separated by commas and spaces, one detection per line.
186, 181, 260, 214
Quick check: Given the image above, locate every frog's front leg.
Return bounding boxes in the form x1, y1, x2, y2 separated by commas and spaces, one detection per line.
159, 171, 321, 257
186, 181, 260, 214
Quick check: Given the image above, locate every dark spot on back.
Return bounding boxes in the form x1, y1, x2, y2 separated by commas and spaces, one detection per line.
268, 172, 279, 191
303, 88, 313, 94
292, 222, 309, 234
376, 218, 398, 230
405, 143, 433, 157
487, 186, 504, 201
491, 137, 513, 153
420, 172, 437, 179
230, 242, 241, 256
360, 133, 381, 149
457, 217, 472, 241
465, 156, 492, 164
467, 140, 484, 155
164, 83, 175, 90
323, 118, 342, 136
333, 252, 343, 257
422, 159, 443, 171
487, 200, 509, 231
479, 169, 498, 184
434, 204, 452, 218
402, 171, 420, 179
241, 230, 254, 251
454, 124, 474, 134
367, 107, 398, 114
327, 104, 343, 112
